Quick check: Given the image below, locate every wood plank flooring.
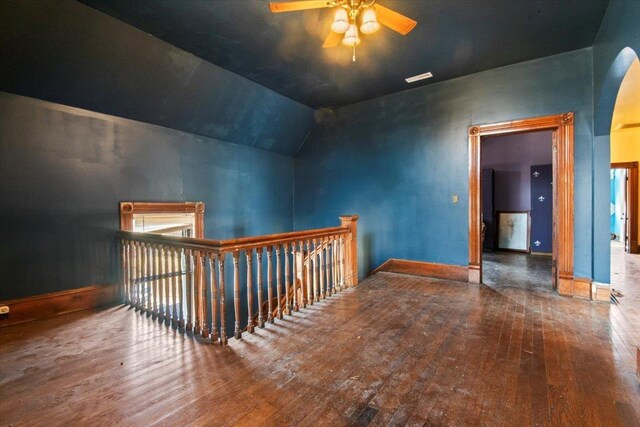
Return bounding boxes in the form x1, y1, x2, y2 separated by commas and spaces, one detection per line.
1, 255, 639, 426
483, 251, 553, 293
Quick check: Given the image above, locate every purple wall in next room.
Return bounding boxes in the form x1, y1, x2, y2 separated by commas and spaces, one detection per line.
482, 131, 553, 212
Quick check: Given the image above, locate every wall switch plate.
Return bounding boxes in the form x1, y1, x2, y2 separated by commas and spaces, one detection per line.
0, 305, 9, 315
451, 194, 459, 204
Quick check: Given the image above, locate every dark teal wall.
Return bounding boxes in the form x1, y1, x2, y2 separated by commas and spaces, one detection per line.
294, 49, 594, 279
592, 0, 640, 283
0, 93, 294, 300
0, 0, 315, 156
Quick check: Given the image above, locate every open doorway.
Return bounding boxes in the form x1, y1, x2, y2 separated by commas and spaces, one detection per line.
610, 164, 639, 254
480, 131, 553, 292
468, 113, 576, 296
609, 57, 640, 302
610, 57, 640, 256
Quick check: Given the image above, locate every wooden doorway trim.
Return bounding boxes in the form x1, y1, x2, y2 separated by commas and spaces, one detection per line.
611, 162, 639, 254
119, 202, 205, 238
468, 113, 575, 295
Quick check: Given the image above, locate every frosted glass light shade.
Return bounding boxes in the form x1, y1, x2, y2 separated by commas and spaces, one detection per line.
360, 8, 380, 34
342, 24, 361, 46
331, 8, 349, 34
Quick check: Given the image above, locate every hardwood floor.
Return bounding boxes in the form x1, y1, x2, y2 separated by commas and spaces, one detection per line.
1, 256, 639, 426
482, 251, 553, 293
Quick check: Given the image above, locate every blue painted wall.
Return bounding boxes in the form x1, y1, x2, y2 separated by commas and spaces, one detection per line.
0, 0, 315, 156
592, 0, 640, 283
0, 92, 295, 301
294, 49, 594, 279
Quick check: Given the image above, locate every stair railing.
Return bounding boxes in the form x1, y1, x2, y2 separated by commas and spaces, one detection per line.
117, 215, 358, 344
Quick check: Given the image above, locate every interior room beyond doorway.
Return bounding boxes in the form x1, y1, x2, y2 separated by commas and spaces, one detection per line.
481, 130, 553, 291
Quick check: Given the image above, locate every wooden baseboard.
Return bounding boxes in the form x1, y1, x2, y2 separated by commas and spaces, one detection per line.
372, 259, 468, 282
0, 284, 119, 328
572, 277, 592, 299
559, 277, 610, 302
593, 282, 612, 302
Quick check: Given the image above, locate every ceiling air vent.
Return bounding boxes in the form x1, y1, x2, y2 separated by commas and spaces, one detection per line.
405, 72, 433, 83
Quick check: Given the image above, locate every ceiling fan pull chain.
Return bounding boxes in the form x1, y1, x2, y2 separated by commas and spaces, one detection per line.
352, 44, 356, 62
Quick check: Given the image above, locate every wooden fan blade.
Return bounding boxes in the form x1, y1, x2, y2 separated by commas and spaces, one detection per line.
374, 4, 417, 35
269, 1, 332, 13
322, 30, 342, 48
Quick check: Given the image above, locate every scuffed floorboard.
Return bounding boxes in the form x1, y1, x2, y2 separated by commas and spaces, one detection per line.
1, 260, 639, 426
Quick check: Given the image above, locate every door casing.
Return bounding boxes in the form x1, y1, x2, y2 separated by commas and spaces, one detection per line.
468, 113, 575, 295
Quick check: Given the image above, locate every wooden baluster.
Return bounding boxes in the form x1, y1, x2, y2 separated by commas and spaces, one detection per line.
299, 241, 305, 308
152, 245, 159, 317
158, 245, 165, 320
139, 243, 145, 312
163, 245, 170, 325
325, 236, 335, 296
200, 254, 208, 337
176, 248, 184, 329
146, 243, 152, 314
284, 243, 291, 316
319, 238, 325, 300
129, 241, 136, 308
172, 247, 180, 328
276, 245, 283, 320
256, 249, 265, 328
152, 244, 158, 316
292, 242, 299, 312
324, 238, 331, 296
336, 237, 342, 290
127, 241, 133, 304
305, 240, 312, 306
333, 236, 342, 291
166, 246, 172, 325
327, 239, 332, 295
155, 245, 164, 322
312, 239, 319, 302
267, 247, 274, 324
185, 249, 193, 331
156, 245, 162, 316
194, 251, 202, 335
334, 238, 340, 292
209, 254, 219, 343
120, 240, 127, 304
232, 251, 242, 339
332, 238, 338, 293
218, 255, 228, 345
340, 236, 346, 289
331, 237, 337, 295
157, 245, 164, 319
246, 250, 255, 333
144, 243, 151, 313
345, 233, 352, 287
136, 242, 143, 310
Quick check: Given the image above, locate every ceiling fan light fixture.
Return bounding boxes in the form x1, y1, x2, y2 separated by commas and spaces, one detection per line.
342, 24, 361, 46
360, 8, 380, 34
331, 8, 350, 34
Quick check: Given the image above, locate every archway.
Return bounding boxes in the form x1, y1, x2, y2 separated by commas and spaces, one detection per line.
593, 47, 639, 284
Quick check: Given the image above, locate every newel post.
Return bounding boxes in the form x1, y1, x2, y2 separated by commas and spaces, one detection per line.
339, 215, 359, 286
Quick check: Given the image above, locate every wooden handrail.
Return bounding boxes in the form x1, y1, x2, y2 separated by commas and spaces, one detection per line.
117, 225, 349, 253
117, 216, 359, 345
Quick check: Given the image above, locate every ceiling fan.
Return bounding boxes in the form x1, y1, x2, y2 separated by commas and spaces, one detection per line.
268, 0, 417, 61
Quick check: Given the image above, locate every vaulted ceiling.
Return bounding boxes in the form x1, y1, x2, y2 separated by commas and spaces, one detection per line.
81, 0, 610, 108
